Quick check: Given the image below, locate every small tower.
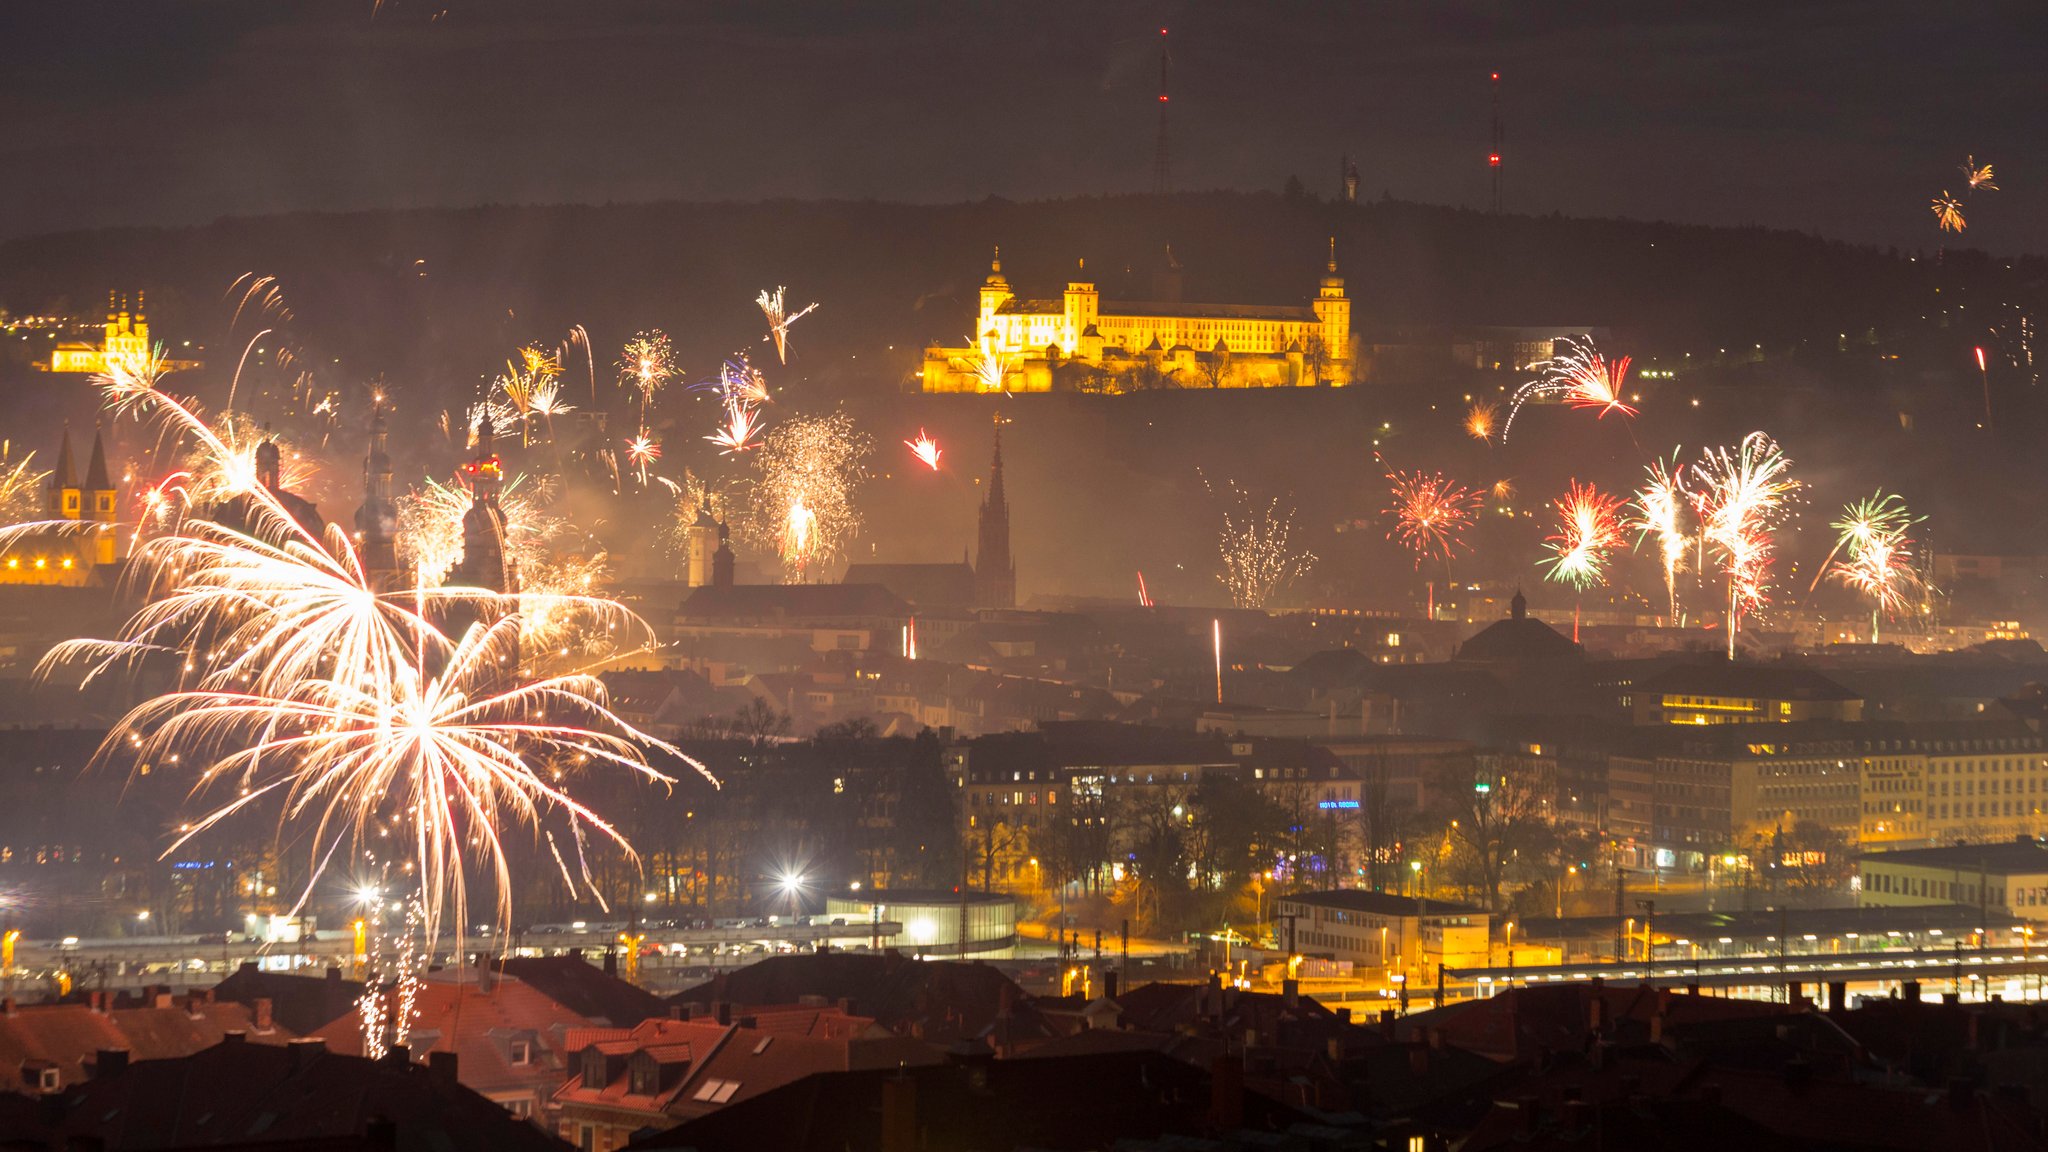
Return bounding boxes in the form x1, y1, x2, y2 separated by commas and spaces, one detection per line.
973, 421, 1016, 609
48, 425, 82, 521
448, 421, 512, 594
354, 399, 401, 590
85, 426, 118, 565
976, 247, 1013, 339
712, 519, 735, 589
684, 503, 720, 588
1311, 237, 1352, 383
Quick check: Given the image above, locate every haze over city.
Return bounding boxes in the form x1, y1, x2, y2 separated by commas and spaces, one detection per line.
3, 4, 2048, 1151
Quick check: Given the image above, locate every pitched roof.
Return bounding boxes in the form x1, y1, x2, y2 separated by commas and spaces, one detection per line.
1275, 889, 1487, 918
15, 1037, 565, 1151
839, 563, 977, 610
0, 994, 293, 1094
668, 953, 1042, 1045
630, 1050, 1317, 1151
309, 970, 602, 1095
491, 956, 666, 1027
211, 963, 366, 1036
1636, 661, 1860, 701
678, 583, 911, 621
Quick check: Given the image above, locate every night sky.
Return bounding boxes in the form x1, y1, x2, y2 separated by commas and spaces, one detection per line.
3, 1, 2044, 252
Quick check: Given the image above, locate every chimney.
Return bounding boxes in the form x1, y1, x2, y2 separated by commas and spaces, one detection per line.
222, 1030, 247, 1045
89, 1050, 129, 1079
287, 1038, 326, 1074
837, 997, 856, 1016
1282, 978, 1300, 1010
737, 1016, 757, 1030
253, 998, 274, 1031
428, 1050, 459, 1087
3, 997, 15, 1017
1379, 1010, 1396, 1041
668, 1005, 683, 1021
603, 947, 617, 977
383, 1043, 410, 1067
1208, 1055, 1244, 1130
1902, 980, 1922, 1002
327, 965, 342, 984
1827, 981, 1848, 1014
881, 1074, 918, 1152
714, 1001, 732, 1026
1336, 1008, 1351, 1024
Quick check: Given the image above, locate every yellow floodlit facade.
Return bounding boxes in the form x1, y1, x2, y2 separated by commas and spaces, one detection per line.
922, 242, 1356, 392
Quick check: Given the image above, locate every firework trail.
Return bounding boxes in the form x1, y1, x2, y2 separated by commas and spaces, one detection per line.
1628, 455, 1690, 620
1212, 481, 1316, 610
904, 429, 942, 470
618, 331, 674, 421
626, 431, 662, 487
1932, 192, 1967, 233
1384, 467, 1481, 568
1539, 480, 1626, 592
1688, 431, 1799, 657
707, 399, 765, 455
0, 452, 50, 524
92, 344, 172, 420
498, 346, 562, 446
1503, 336, 1637, 440
1464, 400, 1499, 443
27, 376, 711, 953
756, 287, 818, 365
1819, 491, 1924, 641
747, 412, 871, 582
952, 335, 1015, 392
397, 474, 562, 589
1962, 156, 1998, 193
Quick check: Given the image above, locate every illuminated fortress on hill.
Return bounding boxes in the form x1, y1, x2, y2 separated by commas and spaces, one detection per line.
921, 242, 1356, 392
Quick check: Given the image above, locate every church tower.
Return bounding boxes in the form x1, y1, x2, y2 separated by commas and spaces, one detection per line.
973, 422, 1015, 609
48, 426, 82, 521
1311, 237, 1352, 383
85, 426, 117, 565
684, 504, 720, 588
976, 247, 1013, 343
448, 421, 513, 594
354, 399, 401, 590
712, 519, 735, 589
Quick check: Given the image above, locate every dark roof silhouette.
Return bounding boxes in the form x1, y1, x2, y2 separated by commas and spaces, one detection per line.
492, 955, 667, 1027
628, 1049, 1314, 1151
1455, 593, 1582, 663
211, 962, 365, 1036
8, 1036, 566, 1151
677, 583, 910, 620
840, 562, 977, 609
667, 952, 1038, 1045
1636, 661, 1859, 702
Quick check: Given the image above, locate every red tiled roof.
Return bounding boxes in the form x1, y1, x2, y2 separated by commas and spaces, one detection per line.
309, 970, 601, 1107
0, 997, 293, 1094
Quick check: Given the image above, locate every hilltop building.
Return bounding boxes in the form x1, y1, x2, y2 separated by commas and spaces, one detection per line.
0, 426, 120, 586
921, 242, 1356, 392
38, 292, 201, 375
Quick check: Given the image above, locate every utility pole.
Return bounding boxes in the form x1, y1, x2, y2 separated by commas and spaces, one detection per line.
1153, 26, 1172, 194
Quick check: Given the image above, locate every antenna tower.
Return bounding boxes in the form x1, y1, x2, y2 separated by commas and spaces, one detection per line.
1488, 71, 1503, 213
1152, 26, 1171, 194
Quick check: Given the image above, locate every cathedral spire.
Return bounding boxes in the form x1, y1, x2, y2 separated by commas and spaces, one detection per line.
973, 417, 1015, 609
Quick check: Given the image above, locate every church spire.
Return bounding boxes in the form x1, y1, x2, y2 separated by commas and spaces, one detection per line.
973, 417, 1015, 609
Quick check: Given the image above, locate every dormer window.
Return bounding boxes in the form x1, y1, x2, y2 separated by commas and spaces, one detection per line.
38, 1067, 59, 1093
580, 1047, 606, 1088
629, 1056, 659, 1096
509, 1038, 532, 1066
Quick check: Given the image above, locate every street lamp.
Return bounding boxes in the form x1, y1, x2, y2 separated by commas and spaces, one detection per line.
1504, 920, 1516, 986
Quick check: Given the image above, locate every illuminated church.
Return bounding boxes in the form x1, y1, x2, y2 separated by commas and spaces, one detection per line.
921, 242, 1355, 392
40, 292, 201, 375
0, 427, 121, 586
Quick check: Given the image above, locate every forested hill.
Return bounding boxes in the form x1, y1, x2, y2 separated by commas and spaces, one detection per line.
1, 191, 2038, 397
